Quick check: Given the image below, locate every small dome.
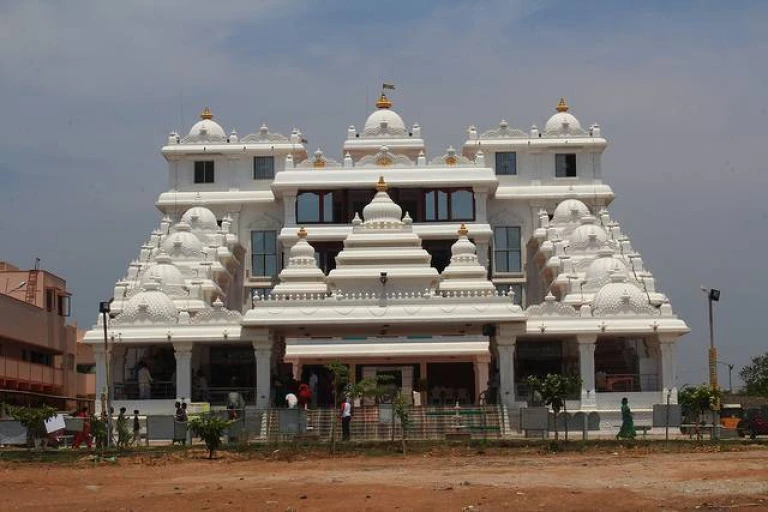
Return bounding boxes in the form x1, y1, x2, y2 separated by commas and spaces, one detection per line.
364, 109, 407, 133
451, 224, 476, 258
362, 177, 403, 225
289, 227, 317, 263
552, 199, 590, 224
544, 98, 582, 133
592, 276, 651, 314
139, 254, 186, 289
188, 107, 226, 138
584, 249, 628, 290
568, 217, 609, 248
161, 223, 205, 259
181, 206, 218, 233
120, 283, 178, 324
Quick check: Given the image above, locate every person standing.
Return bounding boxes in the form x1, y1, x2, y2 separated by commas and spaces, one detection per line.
132, 410, 141, 446
617, 397, 636, 440
72, 406, 92, 449
340, 395, 352, 441
138, 362, 152, 399
309, 371, 319, 409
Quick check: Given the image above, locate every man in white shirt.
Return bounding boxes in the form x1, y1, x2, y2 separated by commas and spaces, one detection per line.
341, 396, 352, 441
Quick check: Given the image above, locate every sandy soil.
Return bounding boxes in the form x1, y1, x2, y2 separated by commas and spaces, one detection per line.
1, 446, 767, 511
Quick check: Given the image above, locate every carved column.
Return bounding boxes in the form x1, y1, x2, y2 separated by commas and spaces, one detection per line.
252, 330, 273, 409
659, 334, 678, 404
577, 334, 598, 409
93, 345, 107, 414
474, 355, 491, 404
173, 342, 194, 401
496, 324, 519, 409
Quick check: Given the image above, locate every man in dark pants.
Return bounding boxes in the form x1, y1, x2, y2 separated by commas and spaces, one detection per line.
341, 396, 352, 441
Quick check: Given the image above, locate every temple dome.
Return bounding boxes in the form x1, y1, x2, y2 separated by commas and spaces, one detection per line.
552, 198, 590, 224
544, 98, 582, 133
592, 275, 651, 314
568, 216, 609, 247
181, 206, 218, 233
161, 223, 205, 259
363, 94, 406, 133
584, 249, 628, 290
119, 282, 178, 324
188, 107, 226, 138
139, 253, 185, 288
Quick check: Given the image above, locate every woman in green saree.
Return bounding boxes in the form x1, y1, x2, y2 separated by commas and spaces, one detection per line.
617, 397, 636, 439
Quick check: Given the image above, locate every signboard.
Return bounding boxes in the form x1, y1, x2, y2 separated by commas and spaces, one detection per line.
652, 404, 682, 428
45, 414, 66, 434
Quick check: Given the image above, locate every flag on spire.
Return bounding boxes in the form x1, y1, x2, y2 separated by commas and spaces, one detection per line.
382, 83, 396, 90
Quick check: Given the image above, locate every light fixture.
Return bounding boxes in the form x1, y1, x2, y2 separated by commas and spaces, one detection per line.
379, 271, 388, 285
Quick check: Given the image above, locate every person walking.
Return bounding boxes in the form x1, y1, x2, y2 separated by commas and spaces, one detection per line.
616, 397, 636, 440
340, 395, 352, 441
72, 407, 92, 449
132, 410, 141, 446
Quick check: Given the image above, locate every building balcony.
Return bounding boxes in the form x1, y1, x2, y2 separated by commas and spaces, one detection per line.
0, 294, 68, 354
0, 355, 63, 391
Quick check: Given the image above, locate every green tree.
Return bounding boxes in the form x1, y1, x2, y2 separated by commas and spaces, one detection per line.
8, 404, 57, 449
188, 414, 231, 459
678, 384, 722, 440
740, 353, 768, 397
524, 374, 582, 441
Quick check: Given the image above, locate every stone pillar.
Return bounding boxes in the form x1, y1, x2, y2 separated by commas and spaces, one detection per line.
252, 330, 272, 410
577, 334, 597, 409
93, 345, 107, 413
496, 324, 519, 409
474, 356, 490, 404
291, 360, 302, 381
475, 191, 488, 223
173, 342, 193, 401
284, 193, 297, 227
476, 239, 490, 271
111, 344, 127, 385
659, 334, 678, 404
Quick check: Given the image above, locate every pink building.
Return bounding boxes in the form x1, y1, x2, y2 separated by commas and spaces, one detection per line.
0, 260, 94, 408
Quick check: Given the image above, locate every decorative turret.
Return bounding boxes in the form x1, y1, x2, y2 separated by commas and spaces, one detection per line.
376, 93, 392, 109
439, 224, 496, 294
271, 227, 328, 298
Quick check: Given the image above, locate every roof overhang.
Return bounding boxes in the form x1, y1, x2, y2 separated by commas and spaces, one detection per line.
284, 336, 489, 359
156, 190, 274, 209
270, 167, 499, 195
82, 324, 242, 345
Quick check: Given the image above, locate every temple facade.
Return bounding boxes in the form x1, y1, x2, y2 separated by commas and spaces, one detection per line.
83, 93, 689, 416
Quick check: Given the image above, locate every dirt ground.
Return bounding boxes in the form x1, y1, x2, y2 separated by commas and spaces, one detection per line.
1, 446, 768, 511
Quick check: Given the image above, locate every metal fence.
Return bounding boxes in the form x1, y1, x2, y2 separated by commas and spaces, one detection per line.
137, 404, 506, 444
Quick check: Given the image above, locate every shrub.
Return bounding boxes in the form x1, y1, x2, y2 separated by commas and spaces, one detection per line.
188, 414, 231, 459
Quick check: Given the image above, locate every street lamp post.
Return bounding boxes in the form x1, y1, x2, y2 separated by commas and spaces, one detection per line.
99, 300, 113, 447
701, 287, 720, 390
717, 361, 734, 394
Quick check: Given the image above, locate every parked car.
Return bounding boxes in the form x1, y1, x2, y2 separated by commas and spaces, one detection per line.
737, 409, 768, 439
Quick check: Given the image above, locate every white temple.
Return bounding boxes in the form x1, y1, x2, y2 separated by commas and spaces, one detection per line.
83, 93, 689, 417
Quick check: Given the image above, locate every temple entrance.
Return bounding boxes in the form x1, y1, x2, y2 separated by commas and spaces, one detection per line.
514, 340, 578, 400
594, 337, 658, 392
426, 362, 474, 405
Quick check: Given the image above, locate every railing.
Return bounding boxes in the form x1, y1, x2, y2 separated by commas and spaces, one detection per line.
114, 381, 176, 400
0, 356, 63, 389
597, 373, 659, 393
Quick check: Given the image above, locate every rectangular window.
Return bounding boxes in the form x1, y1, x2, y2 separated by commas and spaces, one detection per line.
493, 226, 522, 273
424, 189, 475, 222
495, 152, 517, 175
253, 156, 275, 180
251, 230, 277, 277
555, 153, 577, 178
296, 191, 338, 224
194, 161, 215, 183
57, 295, 71, 317
45, 289, 55, 312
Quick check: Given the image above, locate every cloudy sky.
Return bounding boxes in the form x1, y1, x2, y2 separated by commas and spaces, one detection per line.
1, 1, 765, 388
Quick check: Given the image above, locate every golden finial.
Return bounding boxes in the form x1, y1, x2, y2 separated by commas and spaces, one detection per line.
376, 93, 392, 109
376, 176, 388, 192
297, 226, 307, 239
200, 107, 214, 120
457, 223, 469, 236
556, 97, 569, 113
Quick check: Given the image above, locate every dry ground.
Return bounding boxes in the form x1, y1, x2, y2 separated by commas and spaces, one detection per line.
1, 446, 767, 511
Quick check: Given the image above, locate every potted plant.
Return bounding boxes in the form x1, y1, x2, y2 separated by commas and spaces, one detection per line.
9, 405, 57, 450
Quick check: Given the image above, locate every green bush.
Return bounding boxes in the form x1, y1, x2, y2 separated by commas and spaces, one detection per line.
8, 405, 57, 448
188, 414, 231, 459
